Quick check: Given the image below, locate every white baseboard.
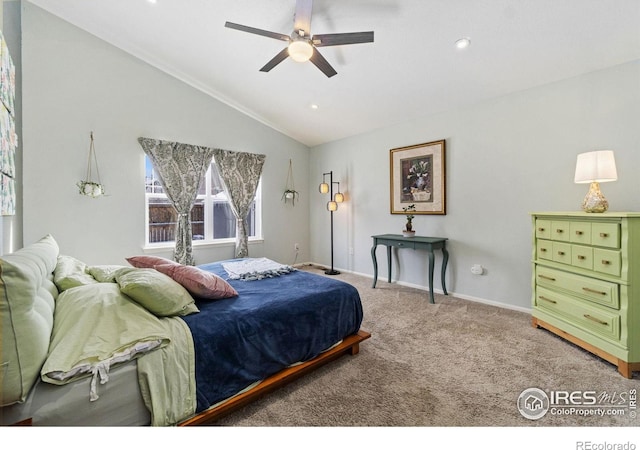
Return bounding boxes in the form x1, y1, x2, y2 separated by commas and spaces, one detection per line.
300, 261, 531, 314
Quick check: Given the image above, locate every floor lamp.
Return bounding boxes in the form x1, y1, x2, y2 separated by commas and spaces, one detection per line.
319, 171, 344, 275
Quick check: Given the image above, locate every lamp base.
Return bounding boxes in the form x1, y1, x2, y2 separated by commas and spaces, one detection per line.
582, 181, 609, 213
324, 269, 341, 275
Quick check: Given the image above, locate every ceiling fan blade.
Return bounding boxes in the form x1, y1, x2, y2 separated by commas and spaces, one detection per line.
293, 0, 313, 36
309, 49, 337, 78
312, 31, 374, 47
259, 48, 291, 72
225, 21, 290, 42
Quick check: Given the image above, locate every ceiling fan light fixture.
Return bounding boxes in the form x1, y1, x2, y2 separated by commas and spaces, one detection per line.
288, 40, 314, 62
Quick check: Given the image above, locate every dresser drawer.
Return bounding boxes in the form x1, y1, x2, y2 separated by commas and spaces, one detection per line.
591, 222, 620, 249
535, 266, 619, 309
536, 239, 553, 261
570, 222, 591, 245
551, 221, 571, 242
552, 242, 571, 264
536, 286, 620, 342
535, 219, 551, 239
593, 248, 622, 277
571, 245, 593, 270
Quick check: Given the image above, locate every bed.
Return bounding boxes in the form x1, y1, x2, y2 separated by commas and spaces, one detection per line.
0, 235, 369, 426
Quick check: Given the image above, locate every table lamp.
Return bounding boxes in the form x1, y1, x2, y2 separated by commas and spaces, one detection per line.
574, 150, 617, 213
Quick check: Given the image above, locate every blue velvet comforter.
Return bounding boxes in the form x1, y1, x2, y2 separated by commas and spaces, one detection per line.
181, 261, 364, 413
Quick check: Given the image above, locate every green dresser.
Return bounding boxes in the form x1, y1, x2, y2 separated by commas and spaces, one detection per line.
531, 212, 640, 378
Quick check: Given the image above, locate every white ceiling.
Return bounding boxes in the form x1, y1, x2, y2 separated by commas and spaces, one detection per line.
27, 0, 640, 147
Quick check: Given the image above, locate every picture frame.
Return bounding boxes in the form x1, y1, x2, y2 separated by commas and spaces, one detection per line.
390, 139, 446, 215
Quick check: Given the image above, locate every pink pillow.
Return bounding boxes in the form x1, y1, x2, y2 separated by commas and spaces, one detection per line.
126, 255, 178, 269
154, 264, 238, 300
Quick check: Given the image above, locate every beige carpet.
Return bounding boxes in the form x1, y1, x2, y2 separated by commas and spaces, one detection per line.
215, 265, 639, 427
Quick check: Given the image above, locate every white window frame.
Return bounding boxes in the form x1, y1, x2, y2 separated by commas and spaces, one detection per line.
144, 160, 262, 249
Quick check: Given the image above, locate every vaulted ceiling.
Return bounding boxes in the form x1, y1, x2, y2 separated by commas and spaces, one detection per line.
27, 0, 640, 147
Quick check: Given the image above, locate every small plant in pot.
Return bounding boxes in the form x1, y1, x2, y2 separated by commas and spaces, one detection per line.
402, 204, 416, 237
282, 189, 299, 206
282, 159, 299, 206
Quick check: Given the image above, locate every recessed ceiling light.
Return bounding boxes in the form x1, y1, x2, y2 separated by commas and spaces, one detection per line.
455, 38, 471, 49
147, 0, 157, 4
310, 104, 319, 110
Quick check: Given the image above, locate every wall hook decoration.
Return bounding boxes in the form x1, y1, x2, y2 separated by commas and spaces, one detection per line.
77, 131, 105, 197
282, 159, 299, 205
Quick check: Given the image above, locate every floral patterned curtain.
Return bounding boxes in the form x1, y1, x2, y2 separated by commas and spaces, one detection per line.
212, 148, 266, 258
138, 137, 215, 265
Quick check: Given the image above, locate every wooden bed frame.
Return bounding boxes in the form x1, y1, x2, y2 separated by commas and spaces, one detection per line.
179, 329, 371, 426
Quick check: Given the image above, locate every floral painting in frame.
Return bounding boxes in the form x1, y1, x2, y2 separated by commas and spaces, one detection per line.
390, 140, 446, 215
0, 31, 17, 216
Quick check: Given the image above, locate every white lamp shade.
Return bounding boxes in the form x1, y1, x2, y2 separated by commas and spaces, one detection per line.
319, 182, 329, 194
288, 40, 314, 62
334, 192, 344, 203
327, 201, 338, 211
574, 150, 618, 184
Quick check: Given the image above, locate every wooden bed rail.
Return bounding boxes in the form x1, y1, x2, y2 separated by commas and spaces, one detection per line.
179, 329, 371, 426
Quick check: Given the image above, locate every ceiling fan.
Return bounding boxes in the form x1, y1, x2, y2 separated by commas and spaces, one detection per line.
225, 0, 374, 78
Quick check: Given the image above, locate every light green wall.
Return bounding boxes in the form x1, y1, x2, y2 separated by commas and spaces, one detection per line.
21, 2, 310, 265
309, 60, 640, 310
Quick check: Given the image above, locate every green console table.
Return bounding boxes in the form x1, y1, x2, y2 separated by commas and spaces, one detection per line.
371, 234, 449, 304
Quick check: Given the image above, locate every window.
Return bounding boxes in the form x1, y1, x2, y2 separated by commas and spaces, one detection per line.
145, 157, 261, 245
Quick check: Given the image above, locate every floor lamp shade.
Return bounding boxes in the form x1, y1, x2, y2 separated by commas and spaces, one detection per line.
574, 150, 617, 213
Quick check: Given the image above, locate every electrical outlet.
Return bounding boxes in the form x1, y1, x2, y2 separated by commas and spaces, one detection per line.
294, 243, 300, 251
471, 264, 484, 275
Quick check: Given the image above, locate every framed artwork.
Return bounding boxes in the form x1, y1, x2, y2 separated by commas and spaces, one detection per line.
0, 35, 16, 114
0, 32, 16, 216
390, 139, 446, 215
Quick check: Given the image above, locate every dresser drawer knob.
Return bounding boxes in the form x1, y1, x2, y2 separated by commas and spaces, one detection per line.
538, 296, 557, 304
538, 227, 545, 232
556, 229, 564, 233
575, 230, 583, 235
601, 260, 611, 265
577, 255, 586, 260
600, 233, 609, 238
584, 314, 608, 326
582, 287, 607, 296
557, 251, 565, 256
538, 274, 556, 281
540, 248, 547, 252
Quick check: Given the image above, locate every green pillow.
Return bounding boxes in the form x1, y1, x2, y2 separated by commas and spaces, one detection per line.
87, 265, 127, 283
116, 268, 199, 317
53, 255, 98, 291
1, 234, 59, 406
